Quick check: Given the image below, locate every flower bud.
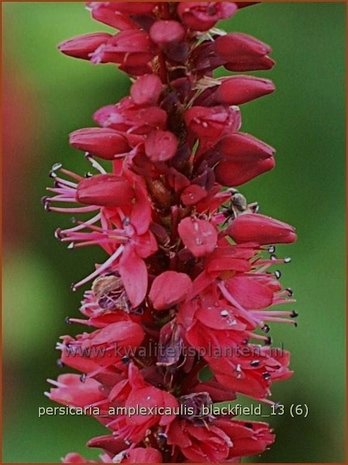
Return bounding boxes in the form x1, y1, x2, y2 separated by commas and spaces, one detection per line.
69, 128, 129, 160
62, 452, 93, 463
49, 374, 104, 407
88, 3, 136, 30
87, 435, 125, 456
215, 76, 275, 105
149, 271, 192, 310
177, 2, 237, 31
215, 33, 275, 71
93, 2, 157, 14
185, 105, 241, 140
178, 217, 217, 257
214, 132, 275, 186
90, 30, 155, 72
228, 213, 297, 244
89, 321, 144, 347
130, 74, 163, 106
58, 32, 112, 59
77, 174, 135, 207
145, 130, 178, 162
181, 184, 207, 206
149, 20, 186, 46
126, 448, 163, 463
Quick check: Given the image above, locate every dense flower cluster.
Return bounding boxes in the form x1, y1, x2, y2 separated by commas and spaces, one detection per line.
44, 2, 297, 463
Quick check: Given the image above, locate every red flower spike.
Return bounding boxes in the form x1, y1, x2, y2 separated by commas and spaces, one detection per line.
228, 213, 297, 245
58, 32, 112, 59
149, 271, 192, 310
47, 3, 297, 462
70, 128, 130, 160
76, 174, 135, 207
178, 217, 218, 257
145, 129, 178, 162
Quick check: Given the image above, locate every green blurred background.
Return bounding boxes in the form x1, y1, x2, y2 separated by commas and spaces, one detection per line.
2, 2, 346, 463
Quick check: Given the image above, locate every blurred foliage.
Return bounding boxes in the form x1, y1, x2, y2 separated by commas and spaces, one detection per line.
3, 2, 345, 463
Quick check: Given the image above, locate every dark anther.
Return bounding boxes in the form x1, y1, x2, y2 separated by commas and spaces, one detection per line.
244, 422, 253, 429
64, 316, 71, 324
80, 374, 87, 383
262, 372, 271, 380
290, 310, 298, 318
294, 322, 298, 328
84, 172, 93, 178
56, 359, 65, 368
262, 324, 270, 334
274, 270, 282, 279
264, 336, 272, 346
286, 288, 294, 297
121, 356, 130, 364
268, 245, 276, 254
270, 254, 277, 261
250, 360, 260, 367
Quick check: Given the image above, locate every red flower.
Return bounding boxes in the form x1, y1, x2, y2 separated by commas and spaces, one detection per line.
70, 128, 130, 160
149, 20, 186, 46
149, 271, 192, 310
228, 213, 297, 244
107, 364, 178, 443
177, 2, 237, 31
130, 74, 163, 106
76, 174, 135, 207
122, 447, 163, 463
214, 75, 275, 105
185, 105, 241, 144
167, 417, 274, 462
58, 32, 112, 59
47, 374, 105, 407
144, 130, 178, 162
213, 132, 275, 186
215, 32, 275, 71
178, 217, 218, 257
